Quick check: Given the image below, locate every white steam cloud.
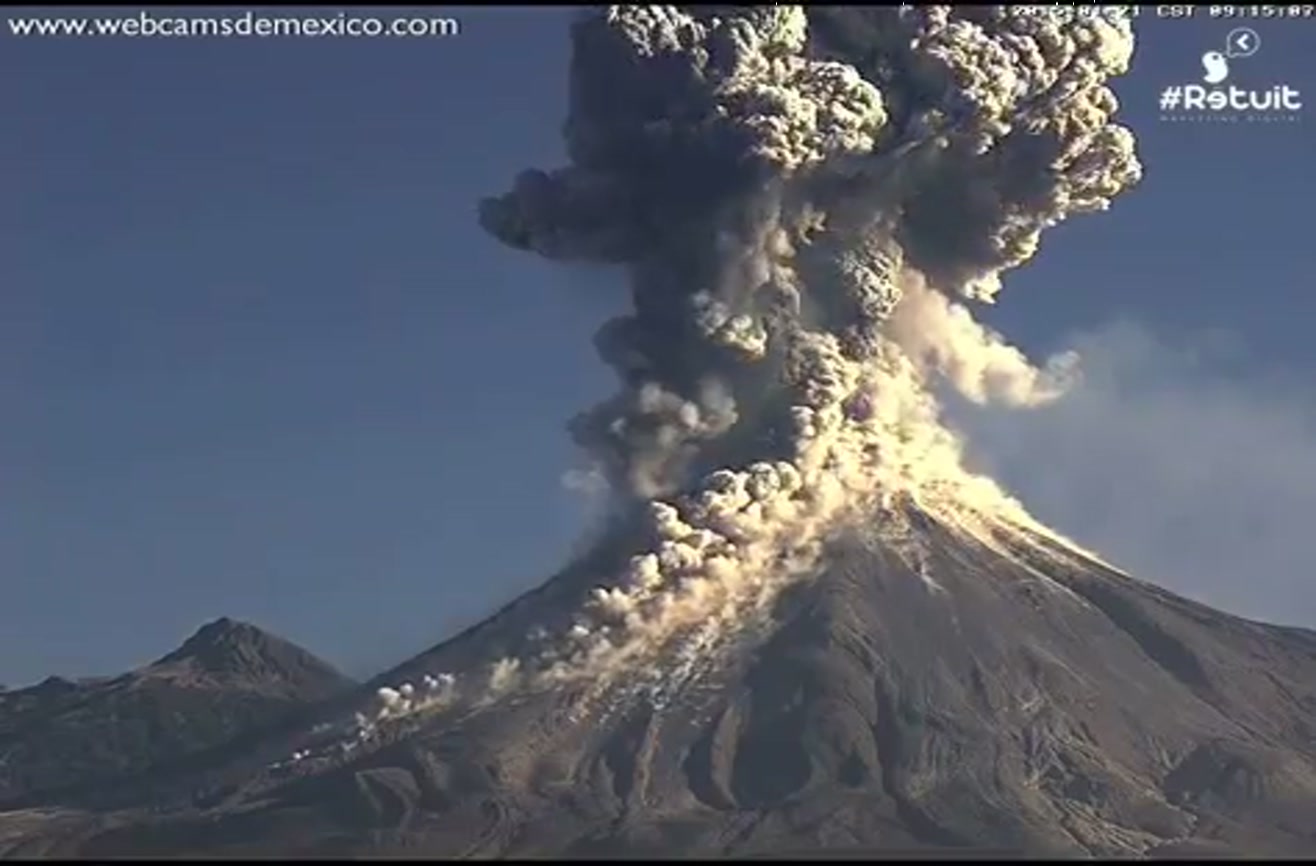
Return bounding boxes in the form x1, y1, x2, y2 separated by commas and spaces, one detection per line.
350, 5, 1144, 734
961, 323, 1316, 632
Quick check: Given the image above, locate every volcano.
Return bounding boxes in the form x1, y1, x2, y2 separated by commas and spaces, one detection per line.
3, 520, 1314, 858
4, 5, 1312, 859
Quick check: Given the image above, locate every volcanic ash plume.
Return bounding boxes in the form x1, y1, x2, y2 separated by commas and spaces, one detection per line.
386, 6, 1142, 716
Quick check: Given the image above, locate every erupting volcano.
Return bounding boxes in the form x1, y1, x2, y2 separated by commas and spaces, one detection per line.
3, 6, 1313, 859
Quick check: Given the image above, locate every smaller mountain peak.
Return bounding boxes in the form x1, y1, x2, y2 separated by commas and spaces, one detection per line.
150, 618, 349, 693
34, 675, 77, 692
189, 616, 259, 642
168, 617, 266, 655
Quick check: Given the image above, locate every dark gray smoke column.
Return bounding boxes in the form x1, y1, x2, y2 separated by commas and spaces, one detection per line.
480, 5, 1141, 504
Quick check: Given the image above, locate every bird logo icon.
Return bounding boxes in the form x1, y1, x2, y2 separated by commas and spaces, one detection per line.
1201, 50, 1229, 85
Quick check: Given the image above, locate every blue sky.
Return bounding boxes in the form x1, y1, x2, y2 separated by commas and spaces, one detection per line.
2, 8, 1313, 687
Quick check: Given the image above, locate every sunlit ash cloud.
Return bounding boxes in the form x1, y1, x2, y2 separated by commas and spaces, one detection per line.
360, 5, 1146, 728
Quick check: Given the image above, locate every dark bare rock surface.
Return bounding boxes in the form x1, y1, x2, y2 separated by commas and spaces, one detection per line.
0, 618, 354, 812
2, 519, 1314, 858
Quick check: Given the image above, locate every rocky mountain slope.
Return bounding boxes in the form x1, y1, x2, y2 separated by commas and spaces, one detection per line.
0, 618, 354, 810
3, 517, 1312, 858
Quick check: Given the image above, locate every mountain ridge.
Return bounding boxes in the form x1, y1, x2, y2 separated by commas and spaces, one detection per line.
0, 617, 354, 811
4, 513, 1310, 858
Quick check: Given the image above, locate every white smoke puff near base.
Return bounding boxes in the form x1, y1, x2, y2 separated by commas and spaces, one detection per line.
488, 657, 523, 694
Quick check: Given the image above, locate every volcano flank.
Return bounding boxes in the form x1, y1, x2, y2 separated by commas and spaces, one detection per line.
3, 5, 1313, 859
4, 519, 1314, 858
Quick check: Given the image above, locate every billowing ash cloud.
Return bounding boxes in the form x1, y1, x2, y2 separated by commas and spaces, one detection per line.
354, 6, 1141, 725
481, 4, 1138, 500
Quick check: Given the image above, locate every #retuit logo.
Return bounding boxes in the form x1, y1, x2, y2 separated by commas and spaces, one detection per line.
1159, 27, 1303, 123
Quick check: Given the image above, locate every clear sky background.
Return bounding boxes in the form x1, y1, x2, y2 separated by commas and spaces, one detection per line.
2, 8, 1313, 687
